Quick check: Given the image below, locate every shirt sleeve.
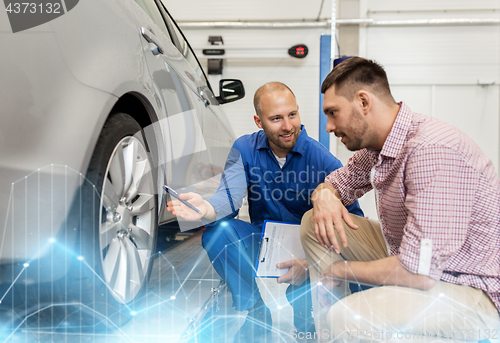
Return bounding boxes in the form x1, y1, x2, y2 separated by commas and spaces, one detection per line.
322, 152, 365, 217
206, 145, 248, 221
398, 144, 479, 280
325, 149, 375, 206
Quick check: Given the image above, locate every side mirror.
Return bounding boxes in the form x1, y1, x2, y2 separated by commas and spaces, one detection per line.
217, 79, 245, 104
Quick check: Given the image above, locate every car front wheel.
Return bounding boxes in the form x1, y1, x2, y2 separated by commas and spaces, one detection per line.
78, 112, 158, 326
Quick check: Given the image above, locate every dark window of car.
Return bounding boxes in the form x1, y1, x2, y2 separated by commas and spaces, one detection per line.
133, 0, 172, 40
135, 0, 184, 46
156, 2, 211, 88
134, 0, 213, 92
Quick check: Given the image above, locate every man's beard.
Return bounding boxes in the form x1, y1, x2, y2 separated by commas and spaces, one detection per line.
266, 128, 300, 151
337, 108, 368, 151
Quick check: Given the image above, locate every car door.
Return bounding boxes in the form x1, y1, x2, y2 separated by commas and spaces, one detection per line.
129, 0, 214, 198
160, 8, 235, 183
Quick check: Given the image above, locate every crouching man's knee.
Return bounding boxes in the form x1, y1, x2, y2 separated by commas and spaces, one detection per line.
201, 220, 238, 252
326, 301, 351, 339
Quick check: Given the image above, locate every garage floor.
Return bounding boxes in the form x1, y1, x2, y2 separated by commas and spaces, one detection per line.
1, 228, 300, 343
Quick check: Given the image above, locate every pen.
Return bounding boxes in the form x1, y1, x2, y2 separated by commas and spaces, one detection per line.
163, 185, 203, 214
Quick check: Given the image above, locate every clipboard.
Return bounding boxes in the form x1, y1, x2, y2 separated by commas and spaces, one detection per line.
254, 220, 306, 278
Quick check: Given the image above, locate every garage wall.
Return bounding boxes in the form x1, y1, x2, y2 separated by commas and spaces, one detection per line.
165, 0, 500, 160
164, 0, 331, 22
342, 0, 499, 218
360, 0, 500, 170
163, 0, 500, 220
180, 28, 328, 141
163, 0, 331, 141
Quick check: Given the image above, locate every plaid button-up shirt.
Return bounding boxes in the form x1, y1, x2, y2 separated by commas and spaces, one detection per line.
326, 102, 500, 312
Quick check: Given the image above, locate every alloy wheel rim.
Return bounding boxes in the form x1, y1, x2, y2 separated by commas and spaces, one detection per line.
99, 136, 155, 304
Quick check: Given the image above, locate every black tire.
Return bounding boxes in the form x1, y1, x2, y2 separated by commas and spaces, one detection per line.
74, 112, 158, 329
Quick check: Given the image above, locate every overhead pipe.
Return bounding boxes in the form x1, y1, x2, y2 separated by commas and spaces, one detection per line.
178, 17, 500, 29
179, 21, 331, 29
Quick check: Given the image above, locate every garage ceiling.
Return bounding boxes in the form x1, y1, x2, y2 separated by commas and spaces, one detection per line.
162, 0, 333, 22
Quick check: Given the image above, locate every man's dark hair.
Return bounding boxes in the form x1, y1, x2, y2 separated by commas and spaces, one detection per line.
254, 82, 295, 117
321, 57, 394, 103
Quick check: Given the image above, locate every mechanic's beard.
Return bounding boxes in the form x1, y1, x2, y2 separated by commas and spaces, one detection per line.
271, 129, 299, 150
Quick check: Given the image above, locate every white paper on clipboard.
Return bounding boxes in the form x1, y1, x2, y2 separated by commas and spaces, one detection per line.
255, 221, 306, 278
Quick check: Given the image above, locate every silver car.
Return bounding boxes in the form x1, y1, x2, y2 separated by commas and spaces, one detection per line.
0, 0, 243, 327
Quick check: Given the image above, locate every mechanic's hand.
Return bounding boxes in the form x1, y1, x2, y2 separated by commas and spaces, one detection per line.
317, 262, 342, 308
276, 259, 309, 285
311, 184, 358, 254
166, 192, 207, 221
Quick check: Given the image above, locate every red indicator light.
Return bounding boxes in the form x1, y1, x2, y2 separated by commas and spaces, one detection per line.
288, 44, 308, 58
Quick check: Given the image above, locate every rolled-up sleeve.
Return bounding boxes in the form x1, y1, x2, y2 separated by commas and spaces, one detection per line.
325, 149, 376, 206
398, 145, 479, 280
206, 145, 248, 221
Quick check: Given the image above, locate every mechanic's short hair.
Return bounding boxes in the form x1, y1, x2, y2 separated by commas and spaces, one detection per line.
254, 82, 295, 117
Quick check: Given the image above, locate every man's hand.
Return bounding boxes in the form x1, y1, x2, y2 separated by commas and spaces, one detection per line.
311, 183, 358, 254
317, 261, 343, 308
276, 259, 309, 285
316, 257, 438, 309
166, 192, 213, 221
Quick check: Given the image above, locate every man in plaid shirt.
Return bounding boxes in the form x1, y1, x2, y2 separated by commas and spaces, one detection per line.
300, 57, 500, 341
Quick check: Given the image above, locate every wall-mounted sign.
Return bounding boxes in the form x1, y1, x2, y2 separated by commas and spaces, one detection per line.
203, 49, 225, 56
288, 44, 308, 58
